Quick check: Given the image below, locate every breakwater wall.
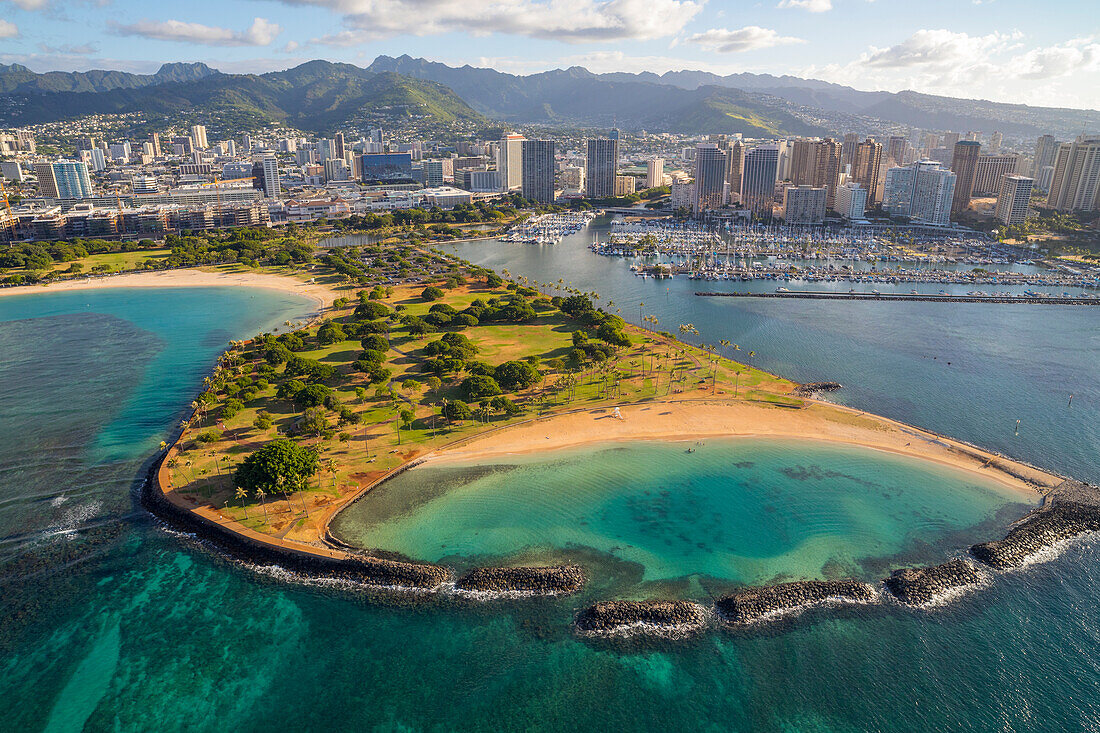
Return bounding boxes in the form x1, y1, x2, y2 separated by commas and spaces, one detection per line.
457, 565, 586, 595
142, 453, 451, 590
575, 601, 709, 635
717, 580, 877, 624
970, 498, 1100, 569
884, 558, 982, 607
696, 292, 1100, 306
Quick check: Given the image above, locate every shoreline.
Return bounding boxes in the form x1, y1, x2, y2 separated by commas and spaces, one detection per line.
405, 399, 1060, 501
0, 268, 337, 310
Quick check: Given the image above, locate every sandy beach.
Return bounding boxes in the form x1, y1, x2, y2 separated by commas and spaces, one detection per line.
0, 268, 338, 309
423, 399, 1063, 500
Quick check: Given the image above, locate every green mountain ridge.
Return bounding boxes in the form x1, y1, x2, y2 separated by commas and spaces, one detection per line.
0, 63, 485, 132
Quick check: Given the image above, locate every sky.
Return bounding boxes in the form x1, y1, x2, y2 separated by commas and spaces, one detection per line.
1, 0, 1099, 110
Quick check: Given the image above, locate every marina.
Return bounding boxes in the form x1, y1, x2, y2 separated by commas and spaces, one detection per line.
698, 290, 1100, 305
502, 211, 596, 244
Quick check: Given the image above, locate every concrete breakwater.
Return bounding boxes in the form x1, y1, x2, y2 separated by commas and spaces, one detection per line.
970, 499, 1100, 569
575, 600, 709, 635
884, 559, 981, 606
456, 565, 586, 595
142, 455, 452, 591
717, 580, 877, 624
696, 292, 1100, 306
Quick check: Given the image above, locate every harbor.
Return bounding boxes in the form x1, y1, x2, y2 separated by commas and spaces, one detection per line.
502, 211, 596, 244
697, 290, 1100, 305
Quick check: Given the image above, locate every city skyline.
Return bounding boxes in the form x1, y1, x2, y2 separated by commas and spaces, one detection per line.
0, 0, 1098, 109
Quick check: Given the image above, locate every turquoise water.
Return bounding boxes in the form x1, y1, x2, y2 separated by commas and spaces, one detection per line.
333, 439, 1025, 586
3, 282, 1100, 730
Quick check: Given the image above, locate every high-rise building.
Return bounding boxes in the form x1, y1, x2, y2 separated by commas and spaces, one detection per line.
585, 137, 619, 198
108, 141, 132, 163
834, 182, 868, 220
949, 140, 982, 216
840, 133, 860, 171
942, 132, 961, 150
1047, 136, 1100, 212
780, 185, 827, 223
741, 144, 779, 219
646, 158, 665, 189
692, 143, 729, 214
323, 158, 350, 183
334, 133, 345, 160
35, 160, 94, 199
190, 125, 208, 150
790, 138, 842, 208
851, 139, 884, 204
422, 159, 453, 187
1032, 135, 1059, 178
1036, 165, 1055, 193
887, 136, 907, 166
521, 139, 556, 204
989, 132, 1003, 154
89, 148, 106, 172
241, 134, 252, 153
359, 153, 415, 185
149, 132, 161, 157
882, 160, 956, 226
614, 175, 636, 197
995, 175, 1033, 226
251, 155, 281, 199
497, 133, 525, 191
973, 155, 1018, 195
1, 161, 23, 182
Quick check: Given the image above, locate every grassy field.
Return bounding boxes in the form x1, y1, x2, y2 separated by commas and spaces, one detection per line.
163, 257, 798, 544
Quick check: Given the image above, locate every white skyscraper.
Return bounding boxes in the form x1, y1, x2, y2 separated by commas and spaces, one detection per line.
190, 125, 208, 150
995, 175, 1033, 226
647, 158, 665, 189
497, 133, 525, 191
882, 160, 956, 226
1047, 136, 1100, 212
780, 185, 827, 223
834, 182, 868, 219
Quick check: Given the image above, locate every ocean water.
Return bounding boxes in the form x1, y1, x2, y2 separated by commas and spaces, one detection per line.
2, 279, 1100, 730
332, 439, 1027, 587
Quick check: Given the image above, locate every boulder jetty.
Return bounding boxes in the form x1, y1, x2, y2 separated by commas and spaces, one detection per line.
884, 558, 981, 606
717, 580, 877, 625
575, 600, 709, 635
456, 565, 586, 595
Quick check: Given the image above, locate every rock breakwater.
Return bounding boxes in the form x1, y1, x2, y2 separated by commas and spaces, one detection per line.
717, 580, 876, 624
970, 499, 1100, 569
456, 565, 586, 595
575, 600, 709, 635
795, 381, 842, 396
884, 558, 980, 606
143, 456, 450, 590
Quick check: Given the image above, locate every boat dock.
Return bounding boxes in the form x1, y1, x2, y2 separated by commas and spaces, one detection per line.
696, 291, 1100, 305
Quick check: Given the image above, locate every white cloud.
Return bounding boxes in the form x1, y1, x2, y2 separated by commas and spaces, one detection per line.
777, 0, 832, 12
311, 30, 361, 47
7, 0, 47, 9
280, 0, 702, 43
1014, 37, 1100, 79
111, 17, 281, 46
37, 42, 97, 55
802, 30, 1100, 108
0, 19, 17, 38
687, 26, 804, 53
862, 28, 1019, 68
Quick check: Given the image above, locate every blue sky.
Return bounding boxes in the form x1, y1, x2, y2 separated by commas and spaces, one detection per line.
1, 0, 1098, 109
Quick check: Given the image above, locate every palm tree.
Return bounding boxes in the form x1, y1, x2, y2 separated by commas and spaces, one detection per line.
234, 486, 249, 519
255, 487, 269, 523
327, 458, 339, 489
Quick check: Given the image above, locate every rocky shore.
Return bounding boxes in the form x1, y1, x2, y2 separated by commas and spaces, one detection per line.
884, 558, 981, 606
456, 565, 586, 595
970, 499, 1100, 569
794, 381, 843, 397
575, 600, 709, 634
716, 580, 876, 624
142, 455, 450, 590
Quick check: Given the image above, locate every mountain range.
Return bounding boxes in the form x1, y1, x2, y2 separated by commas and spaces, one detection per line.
2, 56, 1099, 139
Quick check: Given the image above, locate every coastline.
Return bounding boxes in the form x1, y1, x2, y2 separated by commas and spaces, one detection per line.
0, 268, 337, 310
412, 399, 1061, 501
